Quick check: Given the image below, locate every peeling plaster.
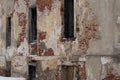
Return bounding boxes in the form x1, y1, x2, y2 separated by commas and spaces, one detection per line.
101, 57, 112, 65
76, 0, 99, 54
41, 59, 58, 71
0, 0, 119, 79
0, 56, 6, 69
37, 0, 53, 12
17, 38, 29, 56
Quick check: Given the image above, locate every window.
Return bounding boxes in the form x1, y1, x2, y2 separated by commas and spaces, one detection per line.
6, 17, 11, 47
64, 0, 74, 38
29, 65, 36, 80
61, 65, 74, 80
6, 61, 11, 77
29, 7, 37, 43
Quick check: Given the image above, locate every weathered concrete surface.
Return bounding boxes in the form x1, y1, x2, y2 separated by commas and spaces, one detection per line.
87, 0, 115, 55
0, 56, 6, 69
0, 76, 25, 80
86, 56, 102, 80
0, 0, 120, 80
11, 56, 28, 78
0, 56, 6, 76
36, 60, 58, 80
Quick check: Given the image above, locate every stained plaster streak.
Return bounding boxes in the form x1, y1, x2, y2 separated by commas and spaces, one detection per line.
37, 0, 61, 56
13, 0, 28, 47
11, 56, 28, 77
77, 0, 99, 54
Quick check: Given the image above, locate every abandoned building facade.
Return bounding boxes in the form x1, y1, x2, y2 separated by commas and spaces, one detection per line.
0, 0, 120, 80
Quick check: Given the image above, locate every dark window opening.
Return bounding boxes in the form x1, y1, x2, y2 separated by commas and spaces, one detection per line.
29, 7, 37, 43
6, 17, 11, 47
29, 65, 36, 80
61, 65, 74, 80
64, 0, 74, 38
6, 61, 11, 77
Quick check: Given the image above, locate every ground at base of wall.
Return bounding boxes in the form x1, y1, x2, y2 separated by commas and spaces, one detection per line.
0, 76, 25, 80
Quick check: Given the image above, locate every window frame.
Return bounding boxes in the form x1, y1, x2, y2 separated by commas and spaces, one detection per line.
61, 65, 75, 80
6, 16, 11, 48
29, 6, 37, 44
63, 0, 75, 40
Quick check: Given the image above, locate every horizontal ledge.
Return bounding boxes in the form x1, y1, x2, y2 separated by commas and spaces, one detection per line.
28, 55, 60, 61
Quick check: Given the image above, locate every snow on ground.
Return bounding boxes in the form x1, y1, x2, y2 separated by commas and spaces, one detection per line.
0, 76, 25, 80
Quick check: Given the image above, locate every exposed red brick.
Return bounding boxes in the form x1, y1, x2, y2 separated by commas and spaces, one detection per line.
38, 31, 46, 41
103, 73, 120, 80
44, 48, 54, 56
37, 31, 54, 56
76, 62, 86, 79
77, 6, 99, 54
13, 0, 29, 47
37, 46, 42, 56
17, 13, 27, 47
37, 31, 47, 56
36, 0, 53, 12
18, 13, 27, 27
54, 68, 61, 80
30, 43, 37, 55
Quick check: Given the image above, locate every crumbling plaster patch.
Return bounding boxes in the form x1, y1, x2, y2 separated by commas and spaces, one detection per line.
11, 56, 28, 77
101, 57, 112, 65
100, 57, 120, 79
41, 59, 58, 71
0, 56, 6, 69
75, 0, 99, 54
37, 0, 100, 57
37, 0, 61, 56
86, 0, 115, 55
13, 0, 29, 48
17, 38, 29, 56
37, 0, 53, 12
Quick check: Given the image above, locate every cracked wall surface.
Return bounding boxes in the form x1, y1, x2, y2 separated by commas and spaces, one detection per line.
0, 0, 120, 80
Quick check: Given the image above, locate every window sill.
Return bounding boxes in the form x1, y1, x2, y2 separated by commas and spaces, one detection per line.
28, 55, 59, 61
60, 37, 76, 42
29, 40, 37, 45
6, 46, 11, 49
